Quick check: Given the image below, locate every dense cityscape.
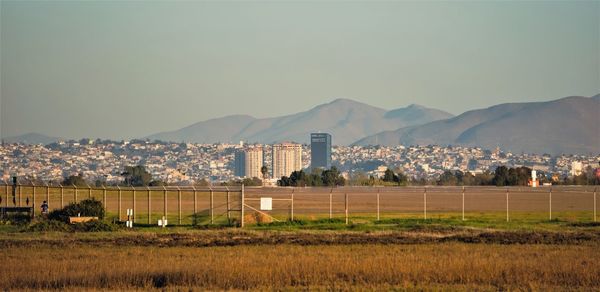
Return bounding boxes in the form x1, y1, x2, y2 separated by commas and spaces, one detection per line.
1, 136, 598, 186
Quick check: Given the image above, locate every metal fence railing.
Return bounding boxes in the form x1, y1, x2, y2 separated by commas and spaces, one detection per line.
0, 184, 597, 226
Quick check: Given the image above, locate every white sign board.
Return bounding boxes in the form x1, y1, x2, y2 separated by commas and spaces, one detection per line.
260, 197, 272, 211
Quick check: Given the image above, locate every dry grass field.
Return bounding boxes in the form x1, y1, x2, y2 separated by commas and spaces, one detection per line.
1, 203, 599, 291
1, 240, 599, 290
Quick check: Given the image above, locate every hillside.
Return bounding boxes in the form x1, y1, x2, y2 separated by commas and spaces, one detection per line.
146, 99, 454, 145
353, 95, 600, 155
2, 133, 61, 145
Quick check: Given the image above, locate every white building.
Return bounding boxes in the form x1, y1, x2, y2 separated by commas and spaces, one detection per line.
234, 147, 264, 178
571, 161, 583, 176
272, 143, 302, 179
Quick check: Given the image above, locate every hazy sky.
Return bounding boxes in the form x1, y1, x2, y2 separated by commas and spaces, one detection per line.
1, 1, 598, 140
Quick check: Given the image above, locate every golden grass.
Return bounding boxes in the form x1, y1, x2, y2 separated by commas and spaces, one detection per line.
2, 243, 599, 290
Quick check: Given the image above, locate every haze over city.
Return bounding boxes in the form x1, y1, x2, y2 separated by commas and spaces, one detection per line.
1, 1, 598, 140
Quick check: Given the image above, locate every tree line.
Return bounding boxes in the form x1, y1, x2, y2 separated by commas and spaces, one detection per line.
54, 163, 600, 188
278, 167, 346, 187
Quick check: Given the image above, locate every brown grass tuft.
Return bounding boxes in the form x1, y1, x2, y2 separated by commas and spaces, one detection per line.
243, 212, 273, 225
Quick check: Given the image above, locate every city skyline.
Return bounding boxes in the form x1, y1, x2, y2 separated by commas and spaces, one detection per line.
2, 138, 597, 186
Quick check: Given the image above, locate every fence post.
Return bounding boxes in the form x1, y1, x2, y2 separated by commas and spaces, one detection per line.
18, 185, 22, 206
73, 184, 78, 203
462, 186, 465, 221
226, 186, 230, 224
177, 187, 182, 225
132, 186, 136, 224
60, 184, 64, 208
423, 186, 427, 220
102, 186, 107, 210
376, 188, 380, 221
117, 185, 122, 221
147, 187, 151, 224
506, 188, 509, 222
88, 184, 92, 199
163, 186, 167, 222
291, 188, 294, 221
345, 193, 348, 225
329, 188, 333, 219
32, 185, 36, 218
594, 187, 597, 222
210, 187, 214, 224
46, 184, 50, 208
192, 186, 197, 215
241, 184, 245, 227
549, 187, 552, 220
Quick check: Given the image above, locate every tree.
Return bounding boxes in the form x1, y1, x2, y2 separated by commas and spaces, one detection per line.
121, 165, 155, 186
243, 177, 262, 186
62, 174, 88, 187
394, 170, 408, 186
220, 177, 262, 186
491, 166, 531, 186
278, 176, 292, 187
308, 168, 324, 187
289, 170, 307, 187
194, 178, 210, 186
261, 166, 268, 180
493, 166, 509, 186
437, 171, 457, 186
382, 168, 396, 183
322, 167, 340, 186
349, 171, 375, 186
277, 167, 344, 187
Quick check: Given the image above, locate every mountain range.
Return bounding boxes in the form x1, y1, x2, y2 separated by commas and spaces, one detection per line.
2, 132, 61, 145
5, 94, 599, 155
146, 99, 454, 145
354, 94, 600, 155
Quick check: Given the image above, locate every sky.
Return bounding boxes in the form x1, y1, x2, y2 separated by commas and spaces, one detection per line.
1, 1, 598, 140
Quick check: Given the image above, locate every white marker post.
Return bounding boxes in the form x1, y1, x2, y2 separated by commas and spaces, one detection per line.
126, 209, 133, 228
158, 216, 167, 228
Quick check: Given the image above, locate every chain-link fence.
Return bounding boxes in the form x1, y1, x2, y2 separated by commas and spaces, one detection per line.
1, 184, 597, 226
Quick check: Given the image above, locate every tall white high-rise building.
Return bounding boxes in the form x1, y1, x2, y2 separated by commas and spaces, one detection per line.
234, 147, 264, 178
272, 143, 302, 179
571, 161, 583, 176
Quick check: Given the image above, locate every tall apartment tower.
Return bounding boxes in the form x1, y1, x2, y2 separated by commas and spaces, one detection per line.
272, 143, 302, 179
310, 133, 332, 170
234, 147, 264, 178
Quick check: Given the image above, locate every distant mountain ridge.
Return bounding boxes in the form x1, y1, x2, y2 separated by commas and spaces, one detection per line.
2, 133, 61, 145
146, 98, 454, 145
353, 94, 600, 155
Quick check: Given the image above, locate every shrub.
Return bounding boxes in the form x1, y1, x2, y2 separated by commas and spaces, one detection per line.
25, 220, 71, 232
2, 213, 32, 225
48, 199, 105, 223
72, 220, 118, 232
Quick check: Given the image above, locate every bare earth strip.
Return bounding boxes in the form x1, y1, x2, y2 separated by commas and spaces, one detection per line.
1, 229, 600, 248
